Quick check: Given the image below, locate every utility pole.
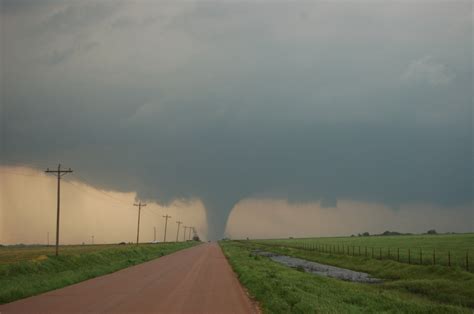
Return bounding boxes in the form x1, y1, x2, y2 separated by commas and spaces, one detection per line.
45, 163, 73, 256
133, 202, 146, 245
183, 226, 188, 241
154, 227, 156, 242
188, 226, 193, 241
162, 214, 171, 242
176, 221, 182, 242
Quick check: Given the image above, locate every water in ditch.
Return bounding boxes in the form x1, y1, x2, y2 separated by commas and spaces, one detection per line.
253, 250, 382, 283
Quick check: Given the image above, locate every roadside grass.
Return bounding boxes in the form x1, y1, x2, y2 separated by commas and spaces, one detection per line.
0, 242, 198, 304
259, 233, 474, 268
220, 241, 470, 313
0, 244, 140, 265
237, 240, 474, 310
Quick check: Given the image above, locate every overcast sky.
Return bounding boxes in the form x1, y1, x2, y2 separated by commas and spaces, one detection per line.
1, 0, 472, 239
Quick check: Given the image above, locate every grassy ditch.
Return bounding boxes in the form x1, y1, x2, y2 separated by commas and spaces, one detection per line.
0, 242, 198, 304
220, 241, 471, 313
244, 240, 474, 309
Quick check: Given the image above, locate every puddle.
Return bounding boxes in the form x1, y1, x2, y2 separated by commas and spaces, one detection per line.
253, 250, 382, 283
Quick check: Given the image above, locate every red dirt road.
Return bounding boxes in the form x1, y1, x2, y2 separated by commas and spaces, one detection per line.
0, 243, 258, 314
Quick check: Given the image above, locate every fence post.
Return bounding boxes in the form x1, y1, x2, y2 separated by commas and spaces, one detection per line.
466, 251, 469, 271
408, 249, 411, 264
448, 251, 451, 267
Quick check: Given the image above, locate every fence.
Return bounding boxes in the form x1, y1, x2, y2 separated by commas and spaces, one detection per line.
251, 240, 470, 271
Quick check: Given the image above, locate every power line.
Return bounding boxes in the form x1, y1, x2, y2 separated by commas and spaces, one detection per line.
133, 202, 146, 245
1, 157, 47, 169
45, 164, 73, 256
2, 169, 133, 209
5, 162, 198, 245
162, 214, 171, 242
70, 173, 132, 206
183, 226, 188, 241
0, 170, 46, 178
176, 221, 183, 242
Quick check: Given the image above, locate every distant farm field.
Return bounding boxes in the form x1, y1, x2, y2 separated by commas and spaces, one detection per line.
0, 242, 198, 304
254, 233, 473, 269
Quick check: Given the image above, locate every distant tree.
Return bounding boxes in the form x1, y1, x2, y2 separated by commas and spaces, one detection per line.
427, 229, 437, 235
362, 232, 370, 237
351, 234, 355, 237
357, 233, 361, 237
381, 231, 401, 236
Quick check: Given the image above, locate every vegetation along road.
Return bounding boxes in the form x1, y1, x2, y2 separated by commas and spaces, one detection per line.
219, 234, 473, 313
0, 243, 257, 313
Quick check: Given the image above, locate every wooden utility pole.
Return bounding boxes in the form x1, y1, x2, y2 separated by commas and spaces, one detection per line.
183, 226, 188, 241
45, 163, 73, 256
176, 221, 182, 242
134, 202, 146, 245
162, 214, 171, 242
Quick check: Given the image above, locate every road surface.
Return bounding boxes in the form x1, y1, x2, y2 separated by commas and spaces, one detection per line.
0, 243, 258, 313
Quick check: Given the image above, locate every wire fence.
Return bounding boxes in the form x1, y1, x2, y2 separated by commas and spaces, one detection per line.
252, 240, 471, 272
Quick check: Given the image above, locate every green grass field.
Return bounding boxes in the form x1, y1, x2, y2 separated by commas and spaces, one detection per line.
255, 233, 473, 269
0, 244, 142, 265
220, 241, 472, 313
0, 242, 198, 304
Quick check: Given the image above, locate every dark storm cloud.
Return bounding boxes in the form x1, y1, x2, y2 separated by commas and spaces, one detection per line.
1, 1, 472, 238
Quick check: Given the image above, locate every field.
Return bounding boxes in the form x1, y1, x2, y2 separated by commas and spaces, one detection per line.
220, 234, 474, 313
256, 233, 473, 269
0, 244, 143, 265
0, 242, 198, 304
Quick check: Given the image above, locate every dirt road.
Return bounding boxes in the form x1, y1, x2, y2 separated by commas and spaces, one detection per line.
0, 243, 258, 313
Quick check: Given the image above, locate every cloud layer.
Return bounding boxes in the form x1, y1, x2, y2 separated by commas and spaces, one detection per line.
1, 0, 472, 238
